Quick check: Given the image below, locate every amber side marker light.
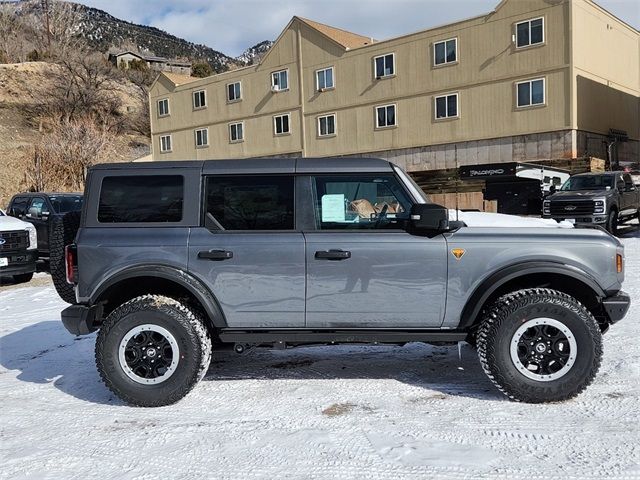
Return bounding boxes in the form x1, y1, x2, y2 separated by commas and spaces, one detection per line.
616, 254, 623, 273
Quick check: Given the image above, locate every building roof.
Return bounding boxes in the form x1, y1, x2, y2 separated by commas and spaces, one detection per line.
296, 17, 375, 49
161, 72, 199, 86
110, 51, 191, 67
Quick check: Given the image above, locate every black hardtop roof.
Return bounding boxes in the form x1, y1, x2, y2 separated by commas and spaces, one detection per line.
90, 157, 395, 174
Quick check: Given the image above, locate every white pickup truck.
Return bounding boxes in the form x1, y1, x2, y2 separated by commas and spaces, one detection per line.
0, 209, 38, 284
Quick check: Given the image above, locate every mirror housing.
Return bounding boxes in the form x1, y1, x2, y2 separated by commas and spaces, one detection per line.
410, 203, 452, 232
549, 185, 557, 195
27, 207, 39, 218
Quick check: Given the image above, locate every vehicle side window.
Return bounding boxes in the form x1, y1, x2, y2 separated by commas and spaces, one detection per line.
28, 197, 46, 216
98, 175, 184, 223
9, 197, 29, 217
205, 176, 294, 231
312, 174, 412, 230
623, 174, 634, 190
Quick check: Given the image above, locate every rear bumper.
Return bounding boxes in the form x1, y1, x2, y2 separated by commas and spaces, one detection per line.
61, 304, 101, 336
602, 291, 631, 324
0, 250, 37, 276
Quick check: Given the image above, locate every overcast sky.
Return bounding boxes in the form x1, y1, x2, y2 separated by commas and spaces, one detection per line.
79, 0, 640, 57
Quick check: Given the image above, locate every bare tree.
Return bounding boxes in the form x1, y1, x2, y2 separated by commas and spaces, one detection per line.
24, 116, 116, 192
32, 0, 84, 59
0, 4, 31, 62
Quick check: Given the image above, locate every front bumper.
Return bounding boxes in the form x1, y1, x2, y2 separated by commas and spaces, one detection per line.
61, 304, 102, 336
0, 250, 37, 276
602, 291, 631, 324
543, 215, 608, 226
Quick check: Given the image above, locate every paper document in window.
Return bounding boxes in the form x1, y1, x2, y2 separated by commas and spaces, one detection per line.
321, 194, 346, 222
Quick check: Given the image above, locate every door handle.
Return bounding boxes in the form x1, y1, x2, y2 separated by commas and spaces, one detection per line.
198, 249, 233, 261
315, 249, 351, 261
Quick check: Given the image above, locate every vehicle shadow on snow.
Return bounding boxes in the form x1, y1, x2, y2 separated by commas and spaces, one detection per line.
0, 321, 121, 406
1, 321, 502, 404
203, 342, 503, 401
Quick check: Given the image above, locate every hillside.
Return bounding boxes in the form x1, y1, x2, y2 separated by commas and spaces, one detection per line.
8, 0, 273, 73
0, 62, 149, 207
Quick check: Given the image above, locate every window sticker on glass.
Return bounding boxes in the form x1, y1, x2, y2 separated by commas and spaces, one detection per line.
321, 194, 346, 222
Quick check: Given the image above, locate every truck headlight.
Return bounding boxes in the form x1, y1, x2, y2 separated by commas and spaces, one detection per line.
26, 225, 37, 250
543, 200, 550, 214
594, 198, 605, 214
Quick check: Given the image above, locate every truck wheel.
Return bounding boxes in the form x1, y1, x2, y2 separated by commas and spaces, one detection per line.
477, 288, 602, 403
12, 273, 33, 284
95, 295, 212, 407
605, 208, 618, 235
49, 211, 81, 304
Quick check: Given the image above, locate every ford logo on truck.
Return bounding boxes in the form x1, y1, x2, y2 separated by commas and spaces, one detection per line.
0, 238, 5, 245
564, 205, 577, 211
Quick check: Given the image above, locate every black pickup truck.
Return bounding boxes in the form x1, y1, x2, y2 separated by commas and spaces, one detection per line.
543, 172, 639, 234
7, 192, 83, 257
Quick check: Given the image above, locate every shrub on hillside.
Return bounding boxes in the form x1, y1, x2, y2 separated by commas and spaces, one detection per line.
191, 62, 213, 78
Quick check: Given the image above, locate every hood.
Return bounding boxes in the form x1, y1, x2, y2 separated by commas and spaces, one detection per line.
548, 190, 611, 200
449, 210, 574, 229
0, 215, 32, 232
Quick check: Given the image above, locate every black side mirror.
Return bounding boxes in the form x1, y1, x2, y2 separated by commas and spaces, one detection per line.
410, 203, 450, 232
549, 185, 557, 194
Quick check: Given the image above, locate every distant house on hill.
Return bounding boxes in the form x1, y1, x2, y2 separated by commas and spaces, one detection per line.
108, 51, 191, 75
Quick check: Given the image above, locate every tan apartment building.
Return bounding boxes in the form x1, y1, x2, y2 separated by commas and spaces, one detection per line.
148, 0, 639, 209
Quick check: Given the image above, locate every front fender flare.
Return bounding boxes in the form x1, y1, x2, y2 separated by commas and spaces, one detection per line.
458, 261, 605, 329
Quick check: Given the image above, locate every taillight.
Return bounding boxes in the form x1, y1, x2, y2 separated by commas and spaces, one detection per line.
65, 244, 77, 284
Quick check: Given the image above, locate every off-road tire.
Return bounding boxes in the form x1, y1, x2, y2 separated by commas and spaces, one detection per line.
12, 272, 33, 284
95, 295, 212, 407
477, 288, 602, 403
49, 211, 81, 304
605, 208, 618, 235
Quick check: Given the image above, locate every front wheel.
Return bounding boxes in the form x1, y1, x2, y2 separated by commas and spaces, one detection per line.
477, 288, 602, 403
96, 295, 212, 407
605, 208, 618, 235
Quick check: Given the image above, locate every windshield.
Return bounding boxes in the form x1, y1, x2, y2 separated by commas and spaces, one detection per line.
560, 176, 614, 191
50, 196, 83, 213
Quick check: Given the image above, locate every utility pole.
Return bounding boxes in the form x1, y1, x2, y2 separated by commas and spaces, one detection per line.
42, 0, 51, 52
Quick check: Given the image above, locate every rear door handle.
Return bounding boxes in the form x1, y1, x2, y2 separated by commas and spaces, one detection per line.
198, 249, 233, 261
315, 249, 351, 261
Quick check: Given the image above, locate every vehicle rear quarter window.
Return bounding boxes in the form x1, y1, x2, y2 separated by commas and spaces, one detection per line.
98, 176, 183, 223
205, 176, 294, 230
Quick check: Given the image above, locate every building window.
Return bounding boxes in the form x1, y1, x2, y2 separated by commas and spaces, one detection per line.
374, 53, 395, 78
159, 135, 172, 153
375, 104, 396, 128
193, 90, 206, 109
516, 78, 545, 107
435, 93, 458, 119
157, 98, 169, 116
229, 122, 244, 142
434, 38, 457, 66
274, 113, 290, 135
227, 81, 241, 102
271, 70, 288, 91
317, 114, 336, 137
516, 17, 544, 48
316, 67, 334, 91
195, 128, 209, 147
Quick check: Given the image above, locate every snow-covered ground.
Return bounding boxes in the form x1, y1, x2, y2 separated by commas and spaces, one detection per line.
1, 231, 639, 479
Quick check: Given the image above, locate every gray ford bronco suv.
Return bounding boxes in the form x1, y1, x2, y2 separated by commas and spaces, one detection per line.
56, 158, 630, 407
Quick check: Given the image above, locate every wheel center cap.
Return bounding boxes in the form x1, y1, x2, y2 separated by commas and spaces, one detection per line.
146, 348, 157, 358
535, 343, 547, 353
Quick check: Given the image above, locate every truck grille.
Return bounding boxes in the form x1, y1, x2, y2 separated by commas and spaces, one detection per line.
549, 201, 595, 216
0, 230, 28, 252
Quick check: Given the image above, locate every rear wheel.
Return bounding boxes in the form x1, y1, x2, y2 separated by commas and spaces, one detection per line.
95, 295, 212, 407
477, 288, 602, 403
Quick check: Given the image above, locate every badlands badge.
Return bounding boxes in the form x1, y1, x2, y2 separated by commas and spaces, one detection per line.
451, 248, 465, 260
